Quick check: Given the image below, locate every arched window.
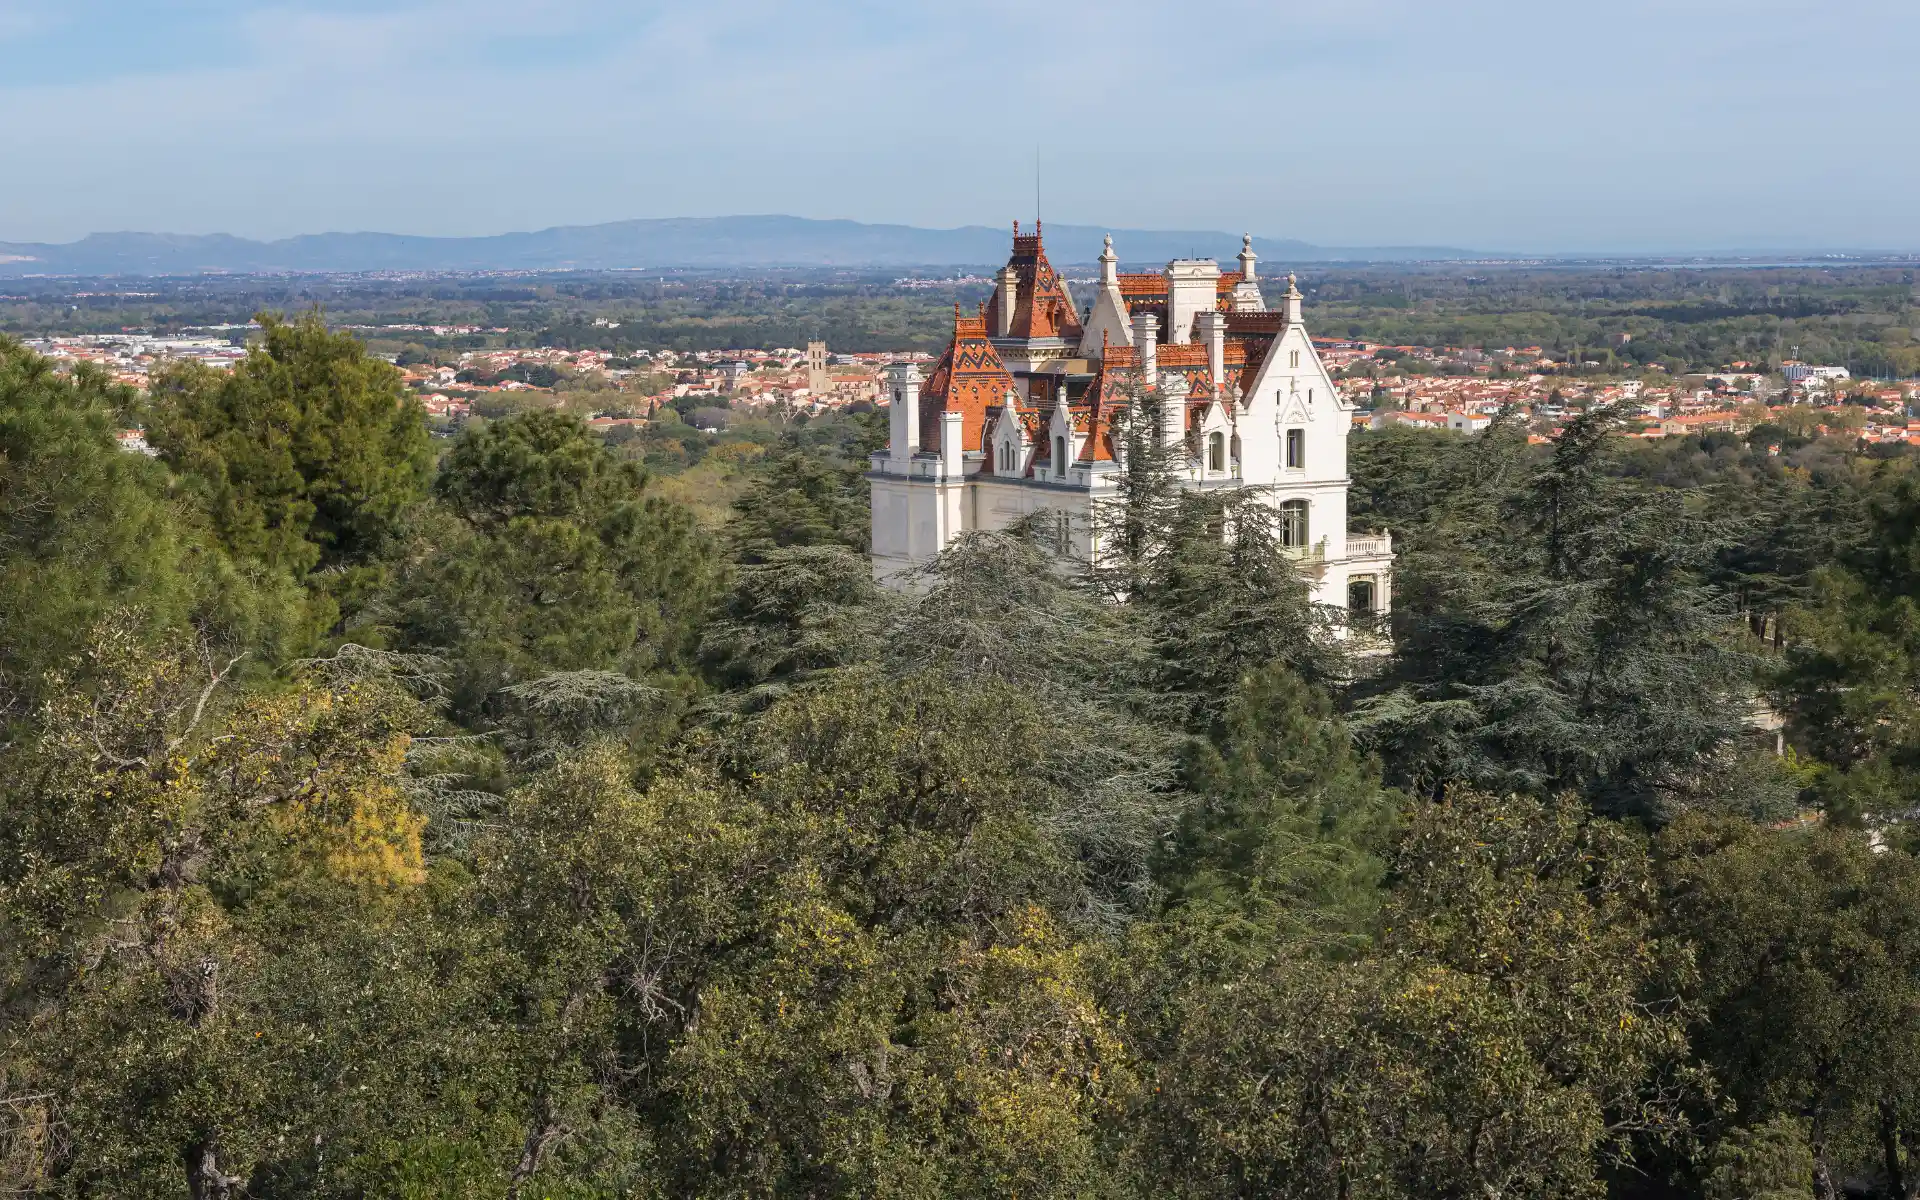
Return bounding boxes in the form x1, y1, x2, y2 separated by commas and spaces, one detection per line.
1002, 440, 1016, 472
1280, 499, 1309, 548
1208, 431, 1225, 472
1054, 435, 1067, 476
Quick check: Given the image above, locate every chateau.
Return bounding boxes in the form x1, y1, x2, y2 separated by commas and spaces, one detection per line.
868, 223, 1393, 615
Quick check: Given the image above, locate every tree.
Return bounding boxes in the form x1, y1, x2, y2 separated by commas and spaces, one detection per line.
1662, 816, 1920, 1200
698, 544, 887, 705
0, 339, 299, 724
1160, 665, 1399, 947
381, 410, 719, 724
880, 527, 1184, 918
147, 312, 433, 585
1137, 790, 1691, 1200
726, 446, 870, 563
1353, 406, 1754, 818
1770, 467, 1920, 818
1701, 1118, 1816, 1200
655, 670, 1137, 1196
1347, 422, 1474, 532
1142, 489, 1346, 731
0, 630, 444, 1198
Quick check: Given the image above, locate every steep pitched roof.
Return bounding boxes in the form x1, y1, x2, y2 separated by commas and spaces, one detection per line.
981, 221, 1084, 342
920, 306, 1015, 452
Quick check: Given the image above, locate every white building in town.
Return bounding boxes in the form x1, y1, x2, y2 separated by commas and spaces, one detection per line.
867, 223, 1393, 615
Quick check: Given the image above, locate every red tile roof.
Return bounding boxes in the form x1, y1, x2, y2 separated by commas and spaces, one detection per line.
920, 306, 1015, 452
980, 221, 1084, 342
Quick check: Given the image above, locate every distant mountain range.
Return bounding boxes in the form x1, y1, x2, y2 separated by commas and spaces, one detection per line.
0, 216, 1481, 277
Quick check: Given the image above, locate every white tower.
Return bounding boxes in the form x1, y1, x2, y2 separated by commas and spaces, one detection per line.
886, 361, 922, 466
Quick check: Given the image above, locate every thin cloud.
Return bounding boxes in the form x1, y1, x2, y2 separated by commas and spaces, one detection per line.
2, 0, 1917, 250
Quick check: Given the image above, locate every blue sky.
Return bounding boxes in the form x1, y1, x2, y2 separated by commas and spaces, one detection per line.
2, 0, 1915, 253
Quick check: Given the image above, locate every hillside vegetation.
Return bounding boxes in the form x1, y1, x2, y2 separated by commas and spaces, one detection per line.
4, 318, 1920, 1198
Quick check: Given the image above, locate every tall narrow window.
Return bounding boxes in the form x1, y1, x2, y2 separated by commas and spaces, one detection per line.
1290, 349, 1301, 368
1286, 428, 1305, 469
1003, 440, 1016, 472
1054, 435, 1067, 476
1280, 499, 1309, 548
1208, 431, 1225, 472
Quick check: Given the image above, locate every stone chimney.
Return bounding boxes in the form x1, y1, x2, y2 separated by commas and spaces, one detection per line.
1131, 310, 1159, 388
1196, 309, 1226, 395
886, 361, 921, 466
940, 410, 965, 476
995, 265, 1019, 337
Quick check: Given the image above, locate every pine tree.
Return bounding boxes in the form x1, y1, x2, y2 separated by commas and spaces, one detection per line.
379, 411, 719, 726
1353, 405, 1753, 817
0, 338, 300, 721
146, 312, 432, 581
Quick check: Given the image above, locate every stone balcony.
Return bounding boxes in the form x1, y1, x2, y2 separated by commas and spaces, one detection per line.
1345, 532, 1393, 559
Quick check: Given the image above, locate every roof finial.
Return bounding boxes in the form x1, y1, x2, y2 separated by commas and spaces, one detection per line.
1013, 219, 1020, 237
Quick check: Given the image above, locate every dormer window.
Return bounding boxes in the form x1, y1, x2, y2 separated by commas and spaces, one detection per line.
1002, 440, 1017, 472
1208, 431, 1225, 473
1054, 435, 1067, 477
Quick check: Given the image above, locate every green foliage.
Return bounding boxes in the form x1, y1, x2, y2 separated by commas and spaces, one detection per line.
22, 300, 1920, 1198
0, 338, 300, 721
1770, 467, 1920, 819
0, 629, 444, 1198
726, 445, 870, 563
434, 407, 637, 531
380, 410, 720, 721
699, 544, 886, 703
1137, 791, 1691, 1200
1662, 816, 1920, 1197
1354, 406, 1754, 817
147, 312, 432, 583
1348, 423, 1475, 530
1143, 490, 1346, 727
1162, 666, 1398, 947
1702, 1117, 1815, 1200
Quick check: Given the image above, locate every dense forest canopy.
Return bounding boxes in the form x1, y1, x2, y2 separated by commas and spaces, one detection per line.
5, 313, 1920, 1198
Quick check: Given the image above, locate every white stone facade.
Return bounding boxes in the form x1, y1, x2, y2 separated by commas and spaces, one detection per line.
868, 226, 1392, 616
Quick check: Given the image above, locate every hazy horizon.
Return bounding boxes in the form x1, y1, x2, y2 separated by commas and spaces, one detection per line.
4, 0, 1916, 254
7, 216, 1920, 264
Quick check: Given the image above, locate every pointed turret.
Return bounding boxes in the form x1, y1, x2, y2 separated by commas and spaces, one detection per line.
983, 220, 1081, 344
